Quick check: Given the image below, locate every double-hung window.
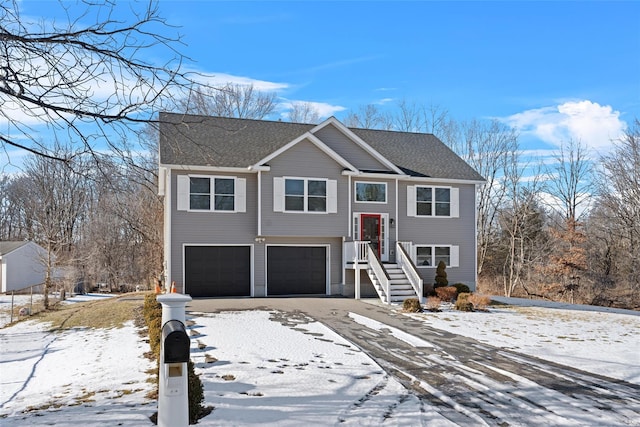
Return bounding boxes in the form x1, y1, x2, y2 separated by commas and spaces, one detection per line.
408, 185, 459, 218
274, 177, 337, 213
189, 177, 235, 211
414, 245, 459, 267
285, 178, 326, 212
176, 175, 246, 212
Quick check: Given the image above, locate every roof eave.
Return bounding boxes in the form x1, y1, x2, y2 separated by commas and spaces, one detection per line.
159, 163, 260, 173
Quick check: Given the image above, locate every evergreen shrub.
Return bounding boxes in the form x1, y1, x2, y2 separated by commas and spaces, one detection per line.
434, 260, 448, 288
453, 283, 471, 294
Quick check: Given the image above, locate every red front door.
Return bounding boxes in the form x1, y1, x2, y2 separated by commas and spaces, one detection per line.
361, 214, 381, 258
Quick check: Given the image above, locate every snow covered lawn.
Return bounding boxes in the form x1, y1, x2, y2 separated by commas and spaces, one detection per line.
404, 297, 640, 385
0, 295, 638, 426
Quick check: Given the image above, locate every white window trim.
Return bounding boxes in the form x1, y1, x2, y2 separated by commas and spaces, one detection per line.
273, 176, 337, 214
413, 244, 459, 268
407, 185, 459, 218
177, 174, 246, 213
354, 181, 388, 204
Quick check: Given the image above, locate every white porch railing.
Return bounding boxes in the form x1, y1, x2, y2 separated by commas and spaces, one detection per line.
396, 241, 423, 303
367, 244, 391, 304
344, 240, 370, 265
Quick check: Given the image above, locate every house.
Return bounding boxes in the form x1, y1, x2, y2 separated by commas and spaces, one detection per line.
158, 113, 484, 302
0, 241, 47, 293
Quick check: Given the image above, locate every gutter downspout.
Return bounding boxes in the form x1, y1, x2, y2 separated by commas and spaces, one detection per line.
348, 174, 352, 238
257, 170, 262, 236
474, 183, 479, 292
164, 168, 172, 292
395, 178, 399, 245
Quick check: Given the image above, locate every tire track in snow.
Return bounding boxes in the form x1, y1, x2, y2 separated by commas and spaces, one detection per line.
307, 302, 640, 426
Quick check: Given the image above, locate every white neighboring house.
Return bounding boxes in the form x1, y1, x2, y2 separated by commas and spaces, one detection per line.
0, 241, 48, 293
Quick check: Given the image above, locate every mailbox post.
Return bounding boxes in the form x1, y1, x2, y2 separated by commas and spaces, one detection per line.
157, 293, 192, 427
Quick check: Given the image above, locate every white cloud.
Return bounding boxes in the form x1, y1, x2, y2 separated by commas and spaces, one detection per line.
504, 100, 627, 152
192, 72, 289, 92
279, 100, 347, 120
376, 97, 394, 105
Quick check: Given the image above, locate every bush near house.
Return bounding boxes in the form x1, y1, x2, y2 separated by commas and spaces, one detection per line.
455, 293, 474, 311
435, 286, 458, 302
425, 296, 442, 312
402, 298, 422, 313
468, 293, 491, 311
143, 294, 162, 357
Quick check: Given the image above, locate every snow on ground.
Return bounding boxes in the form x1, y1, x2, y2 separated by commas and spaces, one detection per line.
0, 294, 44, 328
402, 297, 640, 385
0, 296, 638, 426
189, 310, 429, 426
0, 319, 155, 425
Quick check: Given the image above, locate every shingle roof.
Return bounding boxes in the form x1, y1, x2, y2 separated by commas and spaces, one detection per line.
159, 112, 484, 181
0, 241, 29, 256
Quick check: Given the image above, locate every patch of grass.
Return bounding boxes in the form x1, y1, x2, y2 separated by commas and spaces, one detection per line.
74, 390, 96, 404
31, 296, 142, 330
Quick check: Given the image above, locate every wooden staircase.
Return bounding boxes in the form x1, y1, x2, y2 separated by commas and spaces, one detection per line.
368, 263, 418, 303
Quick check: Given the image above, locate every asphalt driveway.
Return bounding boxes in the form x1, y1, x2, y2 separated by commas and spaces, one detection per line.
187, 297, 640, 426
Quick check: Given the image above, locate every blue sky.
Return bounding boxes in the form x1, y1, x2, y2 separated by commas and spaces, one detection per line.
4, 0, 640, 169
154, 1, 639, 152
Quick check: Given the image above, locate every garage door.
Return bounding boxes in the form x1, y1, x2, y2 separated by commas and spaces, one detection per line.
267, 246, 327, 295
184, 246, 251, 297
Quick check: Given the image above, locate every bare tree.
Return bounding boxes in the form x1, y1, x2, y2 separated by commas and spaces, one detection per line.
343, 104, 389, 129
498, 148, 547, 297
542, 139, 592, 301
545, 139, 592, 224
390, 99, 425, 132
287, 101, 321, 123
0, 175, 28, 240
177, 83, 277, 119
0, 0, 194, 164
446, 119, 519, 276
15, 147, 91, 307
593, 119, 640, 302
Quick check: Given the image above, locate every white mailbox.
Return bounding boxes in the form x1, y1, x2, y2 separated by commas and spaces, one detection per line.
157, 293, 192, 427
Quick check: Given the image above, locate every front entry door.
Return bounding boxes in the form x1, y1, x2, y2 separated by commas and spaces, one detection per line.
361, 214, 381, 259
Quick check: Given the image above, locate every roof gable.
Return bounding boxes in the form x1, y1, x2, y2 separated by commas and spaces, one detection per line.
252, 131, 358, 172
310, 118, 404, 175
0, 241, 32, 256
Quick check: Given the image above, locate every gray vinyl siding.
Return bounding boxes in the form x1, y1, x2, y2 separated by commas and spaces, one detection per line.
397, 182, 477, 287
313, 125, 391, 171
170, 170, 258, 292
262, 138, 349, 237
